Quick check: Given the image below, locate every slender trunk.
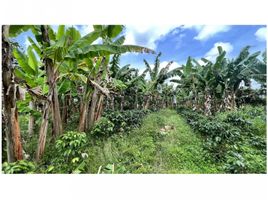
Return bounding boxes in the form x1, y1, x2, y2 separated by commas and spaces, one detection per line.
95, 94, 104, 121
62, 92, 71, 125
36, 97, 51, 161
144, 96, 150, 109
135, 92, 139, 109
231, 91, 237, 110
204, 90, 212, 116
36, 25, 63, 160
120, 94, 124, 111
41, 25, 62, 137
78, 100, 90, 132
62, 96, 67, 125
78, 79, 92, 131
88, 88, 99, 130
2, 25, 23, 162
79, 95, 83, 113
223, 91, 232, 111
28, 101, 35, 136
111, 95, 115, 110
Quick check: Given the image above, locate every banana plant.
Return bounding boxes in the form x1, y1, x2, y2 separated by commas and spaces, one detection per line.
143, 52, 179, 109
2, 25, 35, 162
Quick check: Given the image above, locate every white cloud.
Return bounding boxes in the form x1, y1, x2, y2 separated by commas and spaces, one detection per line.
182, 25, 203, 31
187, 25, 231, 41
197, 59, 206, 65
124, 25, 178, 49
204, 42, 233, 61
255, 27, 266, 41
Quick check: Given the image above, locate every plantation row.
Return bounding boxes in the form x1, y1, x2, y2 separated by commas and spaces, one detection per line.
2, 25, 266, 173
3, 106, 265, 174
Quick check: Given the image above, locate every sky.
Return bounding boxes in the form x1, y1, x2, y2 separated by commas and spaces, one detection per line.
13, 25, 267, 87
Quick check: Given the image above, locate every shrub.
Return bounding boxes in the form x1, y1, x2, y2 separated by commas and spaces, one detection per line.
177, 105, 266, 173
91, 117, 114, 137
2, 160, 36, 174
43, 131, 88, 173
103, 109, 151, 133
223, 112, 252, 131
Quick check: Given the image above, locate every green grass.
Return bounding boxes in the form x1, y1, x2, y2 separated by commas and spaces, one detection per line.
84, 109, 222, 174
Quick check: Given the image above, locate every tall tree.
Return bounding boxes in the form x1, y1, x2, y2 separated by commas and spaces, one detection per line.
40, 25, 63, 137
143, 52, 177, 109
2, 25, 23, 162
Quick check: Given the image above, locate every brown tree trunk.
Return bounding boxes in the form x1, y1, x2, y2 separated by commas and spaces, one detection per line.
62, 92, 71, 125
144, 96, 150, 109
28, 101, 35, 136
36, 97, 51, 161
110, 95, 115, 110
62, 97, 67, 125
88, 88, 99, 130
120, 94, 124, 111
78, 100, 90, 132
41, 25, 62, 137
135, 91, 139, 109
223, 91, 232, 111
204, 90, 212, 116
231, 91, 237, 110
2, 25, 23, 162
95, 94, 104, 121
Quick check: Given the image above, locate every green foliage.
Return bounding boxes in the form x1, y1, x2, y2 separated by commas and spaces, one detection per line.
41, 131, 88, 173
103, 109, 151, 133
2, 160, 36, 174
177, 105, 266, 173
55, 131, 87, 157
85, 109, 220, 174
91, 117, 114, 137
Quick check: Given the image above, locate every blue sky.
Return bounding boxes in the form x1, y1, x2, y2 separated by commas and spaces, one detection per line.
13, 25, 266, 77
119, 25, 266, 71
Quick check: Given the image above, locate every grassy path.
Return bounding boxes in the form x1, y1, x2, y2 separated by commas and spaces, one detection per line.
86, 109, 221, 173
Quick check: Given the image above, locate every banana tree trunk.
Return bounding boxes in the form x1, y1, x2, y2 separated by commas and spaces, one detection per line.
78, 100, 90, 132
231, 91, 237, 110
95, 94, 104, 121
204, 91, 212, 116
2, 25, 23, 162
135, 92, 139, 109
88, 88, 99, 130
41, 25, 62, 137
223, 91, 232, 111
144, 95, 150, 109
46, 59, 62, 137
110, 95, 115, 110
28, 101, 35, 136
120, 94, 124, 111
36, 97, 51, 161
62, 95, 67, 125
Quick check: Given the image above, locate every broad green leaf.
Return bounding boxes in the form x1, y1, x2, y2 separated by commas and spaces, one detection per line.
58, 79, 71, 94
113, 36, 125, 45
9, 25, 32, 37
56, 25, 65, 40
67, 30, 102, 53
13, 48, 36, 76
27, 37, 41, 56
14, 68, 25, 80
27, 46, 39, 74
185, 57, 193, 75
66, 27, 81, 46
75, 73, 87, 84
66, 44, 155, 59
107, 25, 124, 38
48, 26, 56, 41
